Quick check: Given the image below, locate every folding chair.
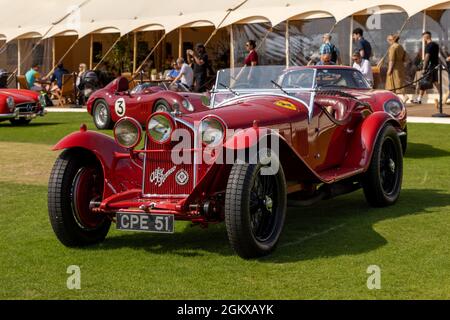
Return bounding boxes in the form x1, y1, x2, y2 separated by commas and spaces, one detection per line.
17, 75, 30, 90
56, 74, 75, 107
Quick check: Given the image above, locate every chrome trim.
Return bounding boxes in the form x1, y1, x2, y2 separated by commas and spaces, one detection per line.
0, 111, 17, 119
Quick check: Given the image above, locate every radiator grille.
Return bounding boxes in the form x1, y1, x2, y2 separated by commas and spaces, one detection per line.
143, 122, 196, 197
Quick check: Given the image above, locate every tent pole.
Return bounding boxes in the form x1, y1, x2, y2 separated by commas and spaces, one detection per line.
45, 37, 79, 78
229, 25, 234, 69
89, 34, 94, 69
178, 28, 183, 58
17, 39, 21, 76
133, 32, 138, 73
135, 33, 167, 76
93, 34, 122, 71
52, 37, 56, 69
349, 16, 354, 64
285, 20, 290, 67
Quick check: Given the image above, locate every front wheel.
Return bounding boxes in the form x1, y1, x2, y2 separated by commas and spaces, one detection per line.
225, 159, 287, 259
93, 99, 113, 130
10, 118, 31, 126
153, 99, 171, 113
48, 150, 111, 247
363, 124, 403, 207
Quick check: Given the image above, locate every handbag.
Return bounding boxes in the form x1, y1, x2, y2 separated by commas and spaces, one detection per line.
419, 70, 433, 90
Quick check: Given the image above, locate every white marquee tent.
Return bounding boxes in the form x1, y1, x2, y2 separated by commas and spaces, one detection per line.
1, 0, 449, 41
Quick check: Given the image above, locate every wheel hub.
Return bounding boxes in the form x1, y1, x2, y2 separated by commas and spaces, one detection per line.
388, 159, 396, 173
264, 196, 273, 213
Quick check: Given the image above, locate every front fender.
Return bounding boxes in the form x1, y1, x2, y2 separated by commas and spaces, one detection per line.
53, 130, 142, 197
224, 127, 322, 183
343, 111, 402, 170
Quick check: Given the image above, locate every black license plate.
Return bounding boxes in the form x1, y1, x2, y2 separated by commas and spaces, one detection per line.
116, 213, 174, 234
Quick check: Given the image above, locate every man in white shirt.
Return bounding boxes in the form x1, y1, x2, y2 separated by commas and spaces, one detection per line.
171, 58, 193, 91
352, 52, 373, 87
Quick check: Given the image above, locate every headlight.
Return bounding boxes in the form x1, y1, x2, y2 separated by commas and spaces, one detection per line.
147, 113, 175, 144
182, 99, 194, 112
114, 117, 142, 149
384, 99, 405, 118
39, 94, 46, 108
199, 116, 226, 147
6, 96, 15, 111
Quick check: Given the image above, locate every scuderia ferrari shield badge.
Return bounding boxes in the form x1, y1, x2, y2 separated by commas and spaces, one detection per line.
175, 169, 189, 186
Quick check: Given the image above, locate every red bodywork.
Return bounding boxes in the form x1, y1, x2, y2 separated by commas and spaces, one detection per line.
54, 65, 407, 225
86, 77, 209, 125
0, 89, 45, 123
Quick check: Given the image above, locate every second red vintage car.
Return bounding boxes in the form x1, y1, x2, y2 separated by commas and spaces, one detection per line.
48, 66, 406, 259
86, 77, 208, 130
0, 89, 46, 125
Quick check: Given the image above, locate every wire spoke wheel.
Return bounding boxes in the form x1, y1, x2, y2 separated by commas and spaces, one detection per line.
225, 153, 287, 259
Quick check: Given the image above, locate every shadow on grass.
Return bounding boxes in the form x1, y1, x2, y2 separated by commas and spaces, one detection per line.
406, 143, 450, 159
86, 188, 450, 262
0, 122, 62, 128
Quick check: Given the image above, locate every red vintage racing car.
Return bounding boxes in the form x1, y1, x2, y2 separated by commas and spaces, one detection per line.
87, 77, 208, 130
49, 65, 406, 259
0, 89, 46, 125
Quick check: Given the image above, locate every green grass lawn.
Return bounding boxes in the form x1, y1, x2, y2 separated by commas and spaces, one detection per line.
0, 113, 450, 300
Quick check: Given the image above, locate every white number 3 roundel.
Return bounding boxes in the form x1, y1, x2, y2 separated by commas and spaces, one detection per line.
115, 98, 126, 117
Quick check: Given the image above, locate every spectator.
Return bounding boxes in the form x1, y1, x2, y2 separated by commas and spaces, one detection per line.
412, 31, 440, 104
316, 53, 335, 66
50, 63, 69, 90
170, 57, 193, 91
320, 34, 341, 64
352, 52, 373, 86
386, 34, 406, 94
25, 64, 45, 91
76, 63, 87, 89
244, 40, 258, 82
352, 28, 372, 61
167, 61, 180, 80
187, 43, 209, 92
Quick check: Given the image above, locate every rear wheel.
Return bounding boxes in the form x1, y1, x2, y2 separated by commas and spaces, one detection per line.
153, 99, 171, 113
225, 156, 287, 259
10, 118, 31, 126
93, 99, 113, 130
48, 149, 111, 247
363, 124, 403, 207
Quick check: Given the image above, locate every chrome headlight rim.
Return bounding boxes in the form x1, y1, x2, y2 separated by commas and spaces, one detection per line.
384, 99, 405, 118
6, 96, 15, 111
113, 117, 142, 149
199, 115, 227, 147
182, 99, 194, 112
146, 112, 176, 145
38, 94, 47, 108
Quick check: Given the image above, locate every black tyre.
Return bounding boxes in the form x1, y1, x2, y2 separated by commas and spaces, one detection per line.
153, 99, 171, 113
93, 99, 113, 130
48, 149, 111, 247
363, 124, 403, 207
10, 118, 31, 126
225, 157, 287, 259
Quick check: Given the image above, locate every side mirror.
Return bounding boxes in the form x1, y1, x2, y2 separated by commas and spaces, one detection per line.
201, 95, 211, 107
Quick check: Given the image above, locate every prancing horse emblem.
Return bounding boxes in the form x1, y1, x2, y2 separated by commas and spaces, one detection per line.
150, 166, 177, 187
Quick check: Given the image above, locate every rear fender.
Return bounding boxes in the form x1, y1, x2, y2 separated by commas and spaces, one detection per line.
343, 111, 402, 170
53, 129, 142, 198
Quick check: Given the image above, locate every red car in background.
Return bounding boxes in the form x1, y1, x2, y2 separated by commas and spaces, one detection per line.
48, 65, 406, 259
86, 77, 208, 130
0, 89, 46, 125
